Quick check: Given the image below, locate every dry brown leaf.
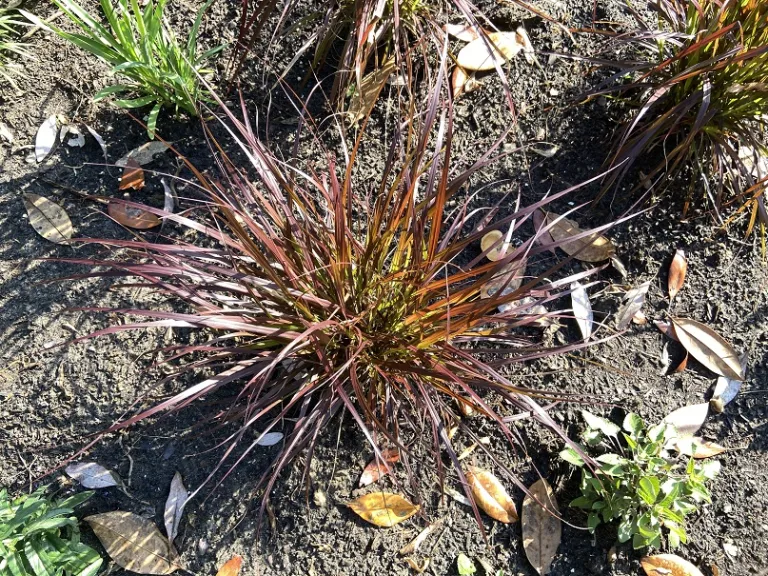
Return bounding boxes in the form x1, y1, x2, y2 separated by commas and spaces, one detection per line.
480, 229, 510, 261
532, 209, 554, 247
480, 259, 527, 299
119, 158, 145, 191
668, 250, 687, 300
163, 472, 188, 543
348, 59, 397, 125
359, 448, 400, 487
452, 66, 469, 97
215, 556, 242, 576
675, 437, 726, 459
116, 141, 169, 167
85, 511, 179, 575
465, 466, 518, 523
641, 554, 705, 576
522, 478, 561, 575
108, 202, 161, 229
671, 318, 744, 381
544, 211, 615, 262
404, 557, 430, 573
347, 492, 418, 527
662, 403, 709, 438
616, 282, 651, 331
23, 193, 73, 244
399, 517, 445, 555
457, 31, 522, 71
443, 23, 480, 42
655, 320, 678, 341
673, 351, 688, 374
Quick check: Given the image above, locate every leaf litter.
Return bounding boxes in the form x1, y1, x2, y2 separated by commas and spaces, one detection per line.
347, 492, 418, 527
65, 461, 121, 489
668, 250, 687, 300
641, 554, 705, 576
35, 115, 57, 162
23, 193, 73, 244
670, 318, 744, 381
570, 282, 593, 340
163, 472, 188, 543
360, 447, 400, 487
522, 478, 561, 575
465, 466, 518, 523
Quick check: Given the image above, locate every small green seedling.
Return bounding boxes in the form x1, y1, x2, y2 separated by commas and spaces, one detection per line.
560, 411, 720, 549
457, 553, 476, 575
0, 486, 102, 576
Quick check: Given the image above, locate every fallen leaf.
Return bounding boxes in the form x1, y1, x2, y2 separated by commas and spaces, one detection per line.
85, 511, 179, 574
710, 353, 747, 413
85, 125, 108, 165
570, 282, 593, 340
116, 141, 169, 167
108, 202, 161, 229
668, 250, 687, 300
256, 431, 284, 446
163, 472, 188, 543
65, 462, 120, 489
480, 229, 510, 261
347, 492, 418, 527
655, 320, 678, 341
465, 466, 518, 523
544, 211, 615, 262
660, 342, 671, 376
522, 478, 561, 575
215, 556, 242, 576
610, 254, 628, 278
66, 125, 86, 147
457, 31, 522, 72
348, 58, 397, 125
360, 447, 401, 487
161, 178, 176, 213
0, 121, 14, 143
452, 66, 469, 97
672, 352, 688, 373
516, 26, 535, 64
675, 437, 726, 459
444, 487, 471, 507
481, 258, 527, 299
23, 193, 73, 244
616, 281, 651, 330
119, 158, 145, 191
399, 517, 445, 555
640, 554, 704, 576
632, 310, 647, 325
671, 318, 744, 380
35, 115, 57, 162
405, 557, 430, 573
532, 209, 555, 247
662, 403, 709, 438
443, 23, 480, 42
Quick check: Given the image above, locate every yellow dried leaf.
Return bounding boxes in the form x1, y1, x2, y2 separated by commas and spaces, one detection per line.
465, 466, 518, 523
457, 32, 522, 71
347, 492, 418, 527
641, 554, 705, 576
480, 230, 509, 261
544, 211, 615, 262
348, 59, 397, 125
23, 193, 73, 244
522, 478, 561, 575
215, 556, 243, 576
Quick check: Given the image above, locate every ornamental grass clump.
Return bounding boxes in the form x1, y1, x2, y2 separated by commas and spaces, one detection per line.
63, 66, 609, 526
592, 0, 768, 230
0, 7, 31, 86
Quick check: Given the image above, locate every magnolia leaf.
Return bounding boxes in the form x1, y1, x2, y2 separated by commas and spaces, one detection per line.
570, 282, 593, 340
582, 411, 620, 437
35, 115, 57, 162
347, 492, 418, 527
256, 431, 284, 446
85, 512, 179, 574
108, 202, 161, 229
710, 353, 747, 413
481, 259, 527, 299
23, 193, 73, 244
640, 554, 705, 576
215, 556, 242, 576
443, 23, 480, 42
616, 281, 651, 330
359, 447, 400, 487
348, 58, 397, 125
116, 141, 169, 167
65, 462, 120, 489
163, 472, 188, 543
671, 318, 744, 381
662, 403, 709, 439
522, 478, 561, 575
457, 31, 522, 72
480, 229, 509, 261
544, 211, 615, 262
674, 437, 726, 459
668, 250, 687, 300
465, 466, 518, 523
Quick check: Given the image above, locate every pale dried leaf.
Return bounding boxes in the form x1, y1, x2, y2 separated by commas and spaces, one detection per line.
616, 281, 650, 330
545, 211, 615, 262
481, 259, 527, 299
457, 31, 522, 72
662, 403, 709, 438
348, 59, 397, 125
443, 23, 480, 42
85, 511, 179, 574
711, 353, 747, 412
23, 193, 73, 244
0, 121, 14, 143
65, 462, 120, 489
405, 558, 430, 573
256, 431, 284, 446
347, 492, 418, 527
163, 472, 188, 543
399, 517, 445, 555
640, 554, 705, 576
516, 26, 535, 64
162, 178, 176, 213
674, 437, 726, 459
452, 66, 469, 98
671, 318, 744, 380
522, 478, 561, 575
116, 141, 169, 167
465, 466, 518, 523
35, 115, 57, 162
480, 229, 509, 261
360, 447, 400, 487
668, 250, 687, 300
85, 124, 108, 164
570, 282, 593, 340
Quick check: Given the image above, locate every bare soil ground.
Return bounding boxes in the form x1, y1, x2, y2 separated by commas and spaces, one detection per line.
1, 1, 767, 576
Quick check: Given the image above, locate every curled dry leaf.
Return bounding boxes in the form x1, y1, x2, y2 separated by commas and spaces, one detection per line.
348, 58, 397, 125
35, 115, 57, 162
516, 26, 535, 64
570, 282, 593, 341
163, 472, 188, 543
360, 447, 400, 487
86, 511, 179, 574
85, 125, 108, 164
616, 281, 651, 331
443, 23, 480, 42
465, 466, 518, 523
640, 554, 704, 576
480, 229, 509, 261
119, 158, 145, 191
662, 403, 709, 438
675, 437, 726, 459
522, 478, 561, 576
668, 250, 687, 300
457, 31, 522, 72
481, 259, 527, 299
23, 193, 73, 244
672, 352, 688, 374
399, 517, 445, 555
347, 492, 418, 527
544, 211, 615, 262
632, 311, 647, 325
108, 202, 161, 229
405, 558, 430, 573
215, 555, 242, 576
452, 66, 469, 97
671, 318, 744, 381
116, 141, 170, 167
710, 353, 747, 413
655, 320, 678, 341
65, 462, 120, 489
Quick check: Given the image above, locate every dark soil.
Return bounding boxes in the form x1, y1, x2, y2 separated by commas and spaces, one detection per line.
1, 1, 767, 576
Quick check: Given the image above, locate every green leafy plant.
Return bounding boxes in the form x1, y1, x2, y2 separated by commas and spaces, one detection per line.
0, 7, 31, 86
0, 487, 102, 576
23, 0, 225, 137
591, 0, 768, 232
560, 411, 720, 549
